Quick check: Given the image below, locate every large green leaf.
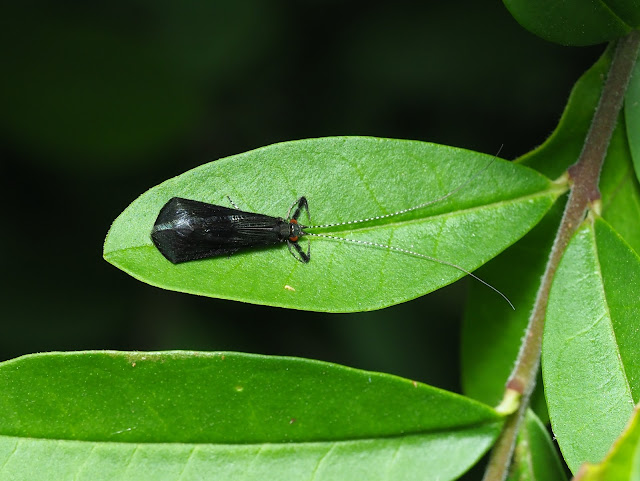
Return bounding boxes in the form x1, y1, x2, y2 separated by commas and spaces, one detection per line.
543, 217, 640, 473
507, 410, 567, 481
0, 351, 503, 480
104, 137, 560, 312
574, 404, 640, 480
502, 0, 636, 46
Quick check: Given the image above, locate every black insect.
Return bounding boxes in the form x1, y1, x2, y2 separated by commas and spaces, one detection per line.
151, 196, 311, 264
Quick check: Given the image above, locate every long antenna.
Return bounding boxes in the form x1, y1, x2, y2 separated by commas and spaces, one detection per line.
306, 232, 515, 310
302, 146, 512, 308
306, 146, 504, 229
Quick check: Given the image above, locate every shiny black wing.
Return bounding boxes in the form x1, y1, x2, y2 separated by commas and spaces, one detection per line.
151, 197, 285, 264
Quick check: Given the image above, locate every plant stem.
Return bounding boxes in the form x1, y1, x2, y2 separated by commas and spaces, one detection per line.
482, 29, 640, 481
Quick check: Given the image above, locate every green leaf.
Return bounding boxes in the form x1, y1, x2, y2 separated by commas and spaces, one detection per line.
625, 47, 640, 184
502, 0, 636, 46
517, 45, 640, 254
0, 351, 503, 480
104, 137, 560, 312
543, 217, 640, 473
507, 410, 568, 481
461, 196, 565, 421
574, 404, 640, 481
600, 115, 640, 255
517, 44, 640, 255
518, 46, 614, 178
463, 45, 632, 420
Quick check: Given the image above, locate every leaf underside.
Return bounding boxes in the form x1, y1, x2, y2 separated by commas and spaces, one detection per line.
543, 217, 640, 473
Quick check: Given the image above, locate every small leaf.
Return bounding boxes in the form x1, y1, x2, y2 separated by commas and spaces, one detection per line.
104, 137, 560, 312
518, 45, 640, 255
519, 46, 614, 178
502, 0, 636, 46
507, 410, 568, 481
600, 116, 640, 255
574, 403, 640, 481
0, 351, 504, 481
625, 47, 640, 184
543, 217, 640, 473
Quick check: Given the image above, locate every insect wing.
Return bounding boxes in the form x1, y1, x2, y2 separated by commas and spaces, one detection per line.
151, 198, 283, 264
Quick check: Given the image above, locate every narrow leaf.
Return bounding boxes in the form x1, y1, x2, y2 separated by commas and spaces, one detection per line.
625, 48, 640, 184
507, 410, 567, 481
600, 116, 640, 255
0, 351, 504, 481
518, 46, 613, 178
543, 217, 640, 472
104, 137, 559, 312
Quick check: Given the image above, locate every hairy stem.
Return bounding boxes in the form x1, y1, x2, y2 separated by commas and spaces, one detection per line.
482, 29, 640, 481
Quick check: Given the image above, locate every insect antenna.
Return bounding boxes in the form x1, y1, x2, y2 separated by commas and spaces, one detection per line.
305, 232, 514, 310
305, 146, 503, 230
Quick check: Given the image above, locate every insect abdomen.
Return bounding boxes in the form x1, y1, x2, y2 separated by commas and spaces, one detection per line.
151, 197, 289, 264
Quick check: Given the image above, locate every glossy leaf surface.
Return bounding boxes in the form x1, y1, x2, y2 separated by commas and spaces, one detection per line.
104, 137, 559, 312
543, 217, 640, 473
0, 351, 503, 480
574, 404, 640, 481
502, 0, 636, 46
507, 410, 567, 481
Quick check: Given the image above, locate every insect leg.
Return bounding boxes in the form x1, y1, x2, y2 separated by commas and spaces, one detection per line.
287, 239, 310, 263
288, 197, 309, 221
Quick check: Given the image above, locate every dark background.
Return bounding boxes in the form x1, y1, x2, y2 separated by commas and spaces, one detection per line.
1, 1, 601, 396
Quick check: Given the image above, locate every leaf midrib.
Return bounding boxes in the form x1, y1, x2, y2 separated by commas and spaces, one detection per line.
308, 185, 562, 234
0, 418, 502, 446
105, 184, 563, 257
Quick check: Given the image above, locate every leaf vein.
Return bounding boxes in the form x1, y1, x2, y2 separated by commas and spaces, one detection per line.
385, 437, 404, 477
176, 446, 197, 481
0, 438, 20, 472
309, 443, 336, 481
74, 444, 96, 481
592, 228, 635, 402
